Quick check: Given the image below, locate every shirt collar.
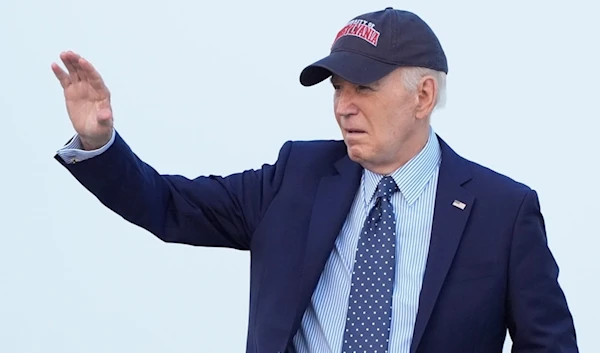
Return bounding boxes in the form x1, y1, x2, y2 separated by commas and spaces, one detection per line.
362, 127, 442, 206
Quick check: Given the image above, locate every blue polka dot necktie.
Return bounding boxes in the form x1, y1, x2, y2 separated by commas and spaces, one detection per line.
341, 175, 399, 353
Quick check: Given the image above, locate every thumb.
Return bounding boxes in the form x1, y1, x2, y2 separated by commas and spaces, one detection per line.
97, 108, 113, 126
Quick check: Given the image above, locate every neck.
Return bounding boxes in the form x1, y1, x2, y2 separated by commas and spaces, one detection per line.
363, 127, 431, 175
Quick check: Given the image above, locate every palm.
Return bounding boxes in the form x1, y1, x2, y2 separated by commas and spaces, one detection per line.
65, 81, 109, 131
52, 51, 113, 150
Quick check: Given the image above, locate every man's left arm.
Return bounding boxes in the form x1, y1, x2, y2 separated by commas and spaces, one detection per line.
507, 189, 578, 352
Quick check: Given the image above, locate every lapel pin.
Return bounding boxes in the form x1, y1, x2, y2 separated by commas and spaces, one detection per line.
452, 200, 466, 210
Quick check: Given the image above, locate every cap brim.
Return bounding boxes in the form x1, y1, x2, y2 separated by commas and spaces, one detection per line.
299, 51, 399, 87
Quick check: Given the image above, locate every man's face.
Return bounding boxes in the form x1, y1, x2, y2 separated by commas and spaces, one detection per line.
332, 67, 431, 174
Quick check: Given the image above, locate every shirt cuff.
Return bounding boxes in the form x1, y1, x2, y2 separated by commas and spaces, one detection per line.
56, 129, 116, 164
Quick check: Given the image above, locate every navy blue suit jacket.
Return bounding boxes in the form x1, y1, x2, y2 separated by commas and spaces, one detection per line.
55, 131, 578, 353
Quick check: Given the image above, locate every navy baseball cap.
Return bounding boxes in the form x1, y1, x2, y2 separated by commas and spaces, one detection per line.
299, 7, 447, 86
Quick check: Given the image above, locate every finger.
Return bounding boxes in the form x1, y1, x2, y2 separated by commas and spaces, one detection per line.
79, 57, 108, 93
60, 51, 80, 82
51, 62, 71, 89
66, 51, 84, 81
72, 56, 88, 81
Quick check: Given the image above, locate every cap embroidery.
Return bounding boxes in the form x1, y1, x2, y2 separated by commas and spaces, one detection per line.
333, 19, 380, 47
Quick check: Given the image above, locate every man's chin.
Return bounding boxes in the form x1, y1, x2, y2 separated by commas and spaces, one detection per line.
346, 144, 366, 163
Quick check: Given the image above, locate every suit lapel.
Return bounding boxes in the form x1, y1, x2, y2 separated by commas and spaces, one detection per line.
410, 137, 475, 353
286, 153, 363, 345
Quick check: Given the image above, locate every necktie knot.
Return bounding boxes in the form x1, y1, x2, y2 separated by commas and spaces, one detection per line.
375, 175, 399, 200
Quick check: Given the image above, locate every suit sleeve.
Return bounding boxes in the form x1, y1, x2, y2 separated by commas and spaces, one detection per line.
507, 189, 578, 352
54, 130, 292, 251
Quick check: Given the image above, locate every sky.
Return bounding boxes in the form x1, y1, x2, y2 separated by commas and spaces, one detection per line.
1, 0, 599, 352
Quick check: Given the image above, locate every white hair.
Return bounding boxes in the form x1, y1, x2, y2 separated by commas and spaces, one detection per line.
400, 67, 447, 111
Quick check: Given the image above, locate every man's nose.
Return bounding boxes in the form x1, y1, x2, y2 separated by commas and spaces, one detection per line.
334, 90, 359, 118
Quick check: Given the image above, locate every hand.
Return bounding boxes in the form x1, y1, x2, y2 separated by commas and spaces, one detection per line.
51, 51, 113, 150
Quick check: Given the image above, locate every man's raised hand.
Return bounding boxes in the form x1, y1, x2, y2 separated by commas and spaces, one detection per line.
52, 51, 113, 150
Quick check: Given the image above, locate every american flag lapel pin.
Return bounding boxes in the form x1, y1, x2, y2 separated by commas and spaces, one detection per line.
452, 200, 466, 210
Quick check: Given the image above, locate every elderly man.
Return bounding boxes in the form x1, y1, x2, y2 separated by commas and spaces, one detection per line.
52, 7, 578, 353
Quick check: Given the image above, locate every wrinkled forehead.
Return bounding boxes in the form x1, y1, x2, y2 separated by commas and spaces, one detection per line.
329, 68, 402, 86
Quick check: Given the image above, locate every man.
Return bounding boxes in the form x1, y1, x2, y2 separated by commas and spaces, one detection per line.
51, 7, 578, 353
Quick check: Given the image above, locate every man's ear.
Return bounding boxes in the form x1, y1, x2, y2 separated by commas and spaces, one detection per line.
415, 76, 437, 120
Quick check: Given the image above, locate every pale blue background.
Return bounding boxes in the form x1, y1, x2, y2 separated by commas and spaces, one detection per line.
1, 0, 598, 352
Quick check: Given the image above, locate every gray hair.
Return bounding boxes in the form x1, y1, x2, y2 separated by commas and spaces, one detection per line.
400, 67, 447, 111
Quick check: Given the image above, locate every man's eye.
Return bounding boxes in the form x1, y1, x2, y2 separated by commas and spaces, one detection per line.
357, 85, 371, 90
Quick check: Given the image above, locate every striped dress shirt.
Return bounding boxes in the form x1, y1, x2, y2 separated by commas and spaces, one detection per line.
292, 127, 442, 353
